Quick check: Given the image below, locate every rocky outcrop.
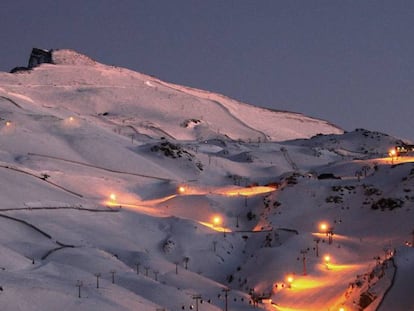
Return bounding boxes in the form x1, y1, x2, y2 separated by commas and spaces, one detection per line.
10, 48, 53, 73
9, 66, 30, 73
10, 48, 97, 73
28, 48, 53, 68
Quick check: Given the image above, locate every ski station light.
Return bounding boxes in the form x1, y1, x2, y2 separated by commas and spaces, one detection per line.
286, 275, 294, 288
319, 222, 328, 232
109, 193, 117, 202
213, 215, 221, 226
388, 148, 397, 157
389, 148, 398, 164
324, 255, 331, 269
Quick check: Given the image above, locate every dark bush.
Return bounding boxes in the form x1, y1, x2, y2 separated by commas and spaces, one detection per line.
325, 196, 343, 203
363, 186, 382, 196
246, 211, 256, 221
371, 198, 404, 211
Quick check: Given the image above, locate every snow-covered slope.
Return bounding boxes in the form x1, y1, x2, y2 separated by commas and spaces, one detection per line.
1, 49, 342, 143
0, 49, 412, 311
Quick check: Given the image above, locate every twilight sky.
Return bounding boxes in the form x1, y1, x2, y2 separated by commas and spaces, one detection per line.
1, 1, 414, 140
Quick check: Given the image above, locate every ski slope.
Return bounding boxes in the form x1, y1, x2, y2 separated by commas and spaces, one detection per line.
0, 49, 412, 311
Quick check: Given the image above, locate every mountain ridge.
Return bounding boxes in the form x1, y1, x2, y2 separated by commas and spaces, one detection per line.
3, 48, 343, 143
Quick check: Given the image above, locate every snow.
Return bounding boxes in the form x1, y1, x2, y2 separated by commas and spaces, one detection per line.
0, 49, 412, 310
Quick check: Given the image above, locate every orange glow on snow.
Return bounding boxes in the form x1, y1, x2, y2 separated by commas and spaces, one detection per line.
376, 155, 414, 164
290, 277, 327, 290
272, 306, 303, 311
171, 184, 276, 197
321, 262, 362, 273
271, 258, 365, 311
198, 221, 232, 233
216, 185, 276, 197
62, 116, 81, 128
272, 305, 327, 311
104, 191, 176, 208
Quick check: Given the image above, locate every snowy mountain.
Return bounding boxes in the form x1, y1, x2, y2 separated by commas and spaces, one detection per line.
0, 49, 412, 311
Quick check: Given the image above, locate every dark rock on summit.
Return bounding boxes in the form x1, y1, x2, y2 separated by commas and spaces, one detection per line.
28, 48, 53, 68
10, 66, 30, 73
10, 48, 53, 73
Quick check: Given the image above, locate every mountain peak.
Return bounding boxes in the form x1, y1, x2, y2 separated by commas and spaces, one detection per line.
51, 49, 98, 66
10, 48, 98, 73
5, 48, 343, 141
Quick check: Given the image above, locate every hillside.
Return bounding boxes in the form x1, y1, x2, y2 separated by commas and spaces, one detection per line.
0, 49, 412, 311
3, 49, 343, 143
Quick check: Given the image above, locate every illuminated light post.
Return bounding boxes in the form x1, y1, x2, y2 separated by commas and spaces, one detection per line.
213, 215, 226, 237
319, 222, 328, 232
389, 148, 397, 164
324, 255, 331, 270
286, 275, 294, 288
178, 186, 186, 194
109, 193, 117, 202
69, 117, 74, 122
213, 216, 221, 227
339, 307, 345, 311
5, 121, 11, 127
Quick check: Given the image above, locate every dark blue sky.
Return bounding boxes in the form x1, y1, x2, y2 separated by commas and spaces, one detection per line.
1, 1, 414, 140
